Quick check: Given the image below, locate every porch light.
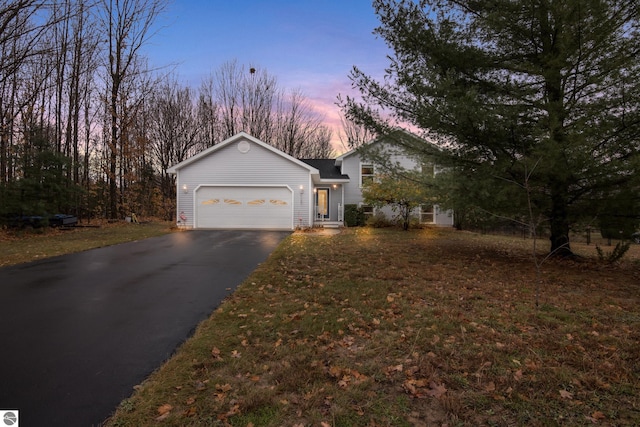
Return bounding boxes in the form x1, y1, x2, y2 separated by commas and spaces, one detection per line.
332, 184, 337, 190
299, 185, 304, 194
182, 184, 188, 193
313, 188, 317, 193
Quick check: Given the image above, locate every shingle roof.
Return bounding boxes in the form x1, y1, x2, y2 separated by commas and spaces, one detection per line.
300, 159, 350, 180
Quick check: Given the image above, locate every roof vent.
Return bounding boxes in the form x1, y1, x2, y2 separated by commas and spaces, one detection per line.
238, 141, 250, 153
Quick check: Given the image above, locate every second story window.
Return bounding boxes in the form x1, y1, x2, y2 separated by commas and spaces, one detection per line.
360, 163, 374, 186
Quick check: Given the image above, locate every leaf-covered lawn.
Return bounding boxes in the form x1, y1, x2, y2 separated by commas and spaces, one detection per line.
105, 227, 640, 426
0, 221, 174, 267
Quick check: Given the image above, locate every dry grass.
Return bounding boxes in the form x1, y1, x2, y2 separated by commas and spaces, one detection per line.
104, 227, 640, 427
0, 221, 174, 267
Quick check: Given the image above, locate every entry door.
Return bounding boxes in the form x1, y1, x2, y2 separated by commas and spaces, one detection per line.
316, 188, 329, 219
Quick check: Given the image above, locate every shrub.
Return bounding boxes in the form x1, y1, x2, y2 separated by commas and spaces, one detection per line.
366, 211, 394, 228
596, 241, 631, 264
344, 204, 366, 227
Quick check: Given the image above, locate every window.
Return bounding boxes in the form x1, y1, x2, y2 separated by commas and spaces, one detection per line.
420, 205, 434, 223
421, 162, 435, 177
360, 163, 374, 186
361, 205, 374, 217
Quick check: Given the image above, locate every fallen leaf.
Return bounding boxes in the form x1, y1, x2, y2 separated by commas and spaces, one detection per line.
385, 364, 403, 375
185, 396, 196, 405
216, 383, 232, 392
211, 347, 223, 360
155, 412, 170, 421
231, 349, 241, 358
485, 381, 496, 392
513, 369, 523, 382
559, 390, 573, 400
329, 365, 342, 378
426, 381, 447, 398
183, 406, 197, 417
157, 403, 173, 415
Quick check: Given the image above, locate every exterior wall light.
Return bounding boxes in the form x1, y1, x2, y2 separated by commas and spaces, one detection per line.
299, 185, 304, 194
182, 184, 188, 193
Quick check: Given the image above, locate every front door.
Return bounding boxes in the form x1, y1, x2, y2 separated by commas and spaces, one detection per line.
316, 188, 329, 220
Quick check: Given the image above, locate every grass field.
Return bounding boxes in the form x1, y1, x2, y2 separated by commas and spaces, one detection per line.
99, 227, 639, 426
0, 221, 174, 267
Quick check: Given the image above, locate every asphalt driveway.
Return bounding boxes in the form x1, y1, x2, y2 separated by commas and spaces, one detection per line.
0, 229, 290, 427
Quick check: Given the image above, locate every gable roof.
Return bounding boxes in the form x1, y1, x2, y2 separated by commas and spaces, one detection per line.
166, 132, 319, 174
335, 129, 440, 166
300, 159, 350, 182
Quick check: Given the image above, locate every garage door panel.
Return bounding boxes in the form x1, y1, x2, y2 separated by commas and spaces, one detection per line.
196, 186, 292, 229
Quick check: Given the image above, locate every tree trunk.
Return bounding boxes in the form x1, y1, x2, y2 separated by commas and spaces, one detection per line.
548, 179, 572, 257
109, 83, 118, 219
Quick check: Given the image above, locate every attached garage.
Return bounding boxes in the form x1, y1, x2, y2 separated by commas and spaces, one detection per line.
168, 133, 318, 230
195, 185, 293, 229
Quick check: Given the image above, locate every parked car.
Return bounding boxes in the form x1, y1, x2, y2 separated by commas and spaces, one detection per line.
4, 214, 77, 228
632, 231, 640, 244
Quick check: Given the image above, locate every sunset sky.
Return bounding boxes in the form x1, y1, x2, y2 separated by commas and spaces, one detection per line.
144, 0, 390, 149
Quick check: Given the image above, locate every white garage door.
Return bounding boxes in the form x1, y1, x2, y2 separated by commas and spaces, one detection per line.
195, 186, 293, 229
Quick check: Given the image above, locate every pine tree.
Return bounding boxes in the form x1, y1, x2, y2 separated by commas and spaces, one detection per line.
343, 0, 640, 256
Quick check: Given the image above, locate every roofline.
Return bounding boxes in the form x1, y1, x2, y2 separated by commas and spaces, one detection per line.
166, 132, 319, 174
335, 128, 437, 165
315, 179, 350, 184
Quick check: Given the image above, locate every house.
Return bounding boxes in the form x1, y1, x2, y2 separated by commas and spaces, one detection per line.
166, 132, 453, 230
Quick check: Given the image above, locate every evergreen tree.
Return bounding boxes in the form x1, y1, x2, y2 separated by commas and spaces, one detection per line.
343, 0, 640, 256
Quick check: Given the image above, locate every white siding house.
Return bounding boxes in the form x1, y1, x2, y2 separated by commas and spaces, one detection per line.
336, 134, 454, 226
167, 132, 453, 229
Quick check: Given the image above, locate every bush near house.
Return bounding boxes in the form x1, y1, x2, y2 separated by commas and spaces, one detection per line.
344, 204, 366, 227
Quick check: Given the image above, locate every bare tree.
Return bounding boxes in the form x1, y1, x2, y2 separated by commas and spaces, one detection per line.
147, 77, 201, 219
272, 89, 334, 158
97, 0, 167, 218
211, 60, 277, 141
0, 0, 52, 185
196, 75, 223, 150
338, 112, 377, 151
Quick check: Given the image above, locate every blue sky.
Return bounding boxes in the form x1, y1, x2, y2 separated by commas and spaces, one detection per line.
144, 0, 389, 146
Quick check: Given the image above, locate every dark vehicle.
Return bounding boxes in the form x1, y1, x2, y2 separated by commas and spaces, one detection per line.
48, 214, 78, 227
4, 214, 77, 228
632, 231, 640, 244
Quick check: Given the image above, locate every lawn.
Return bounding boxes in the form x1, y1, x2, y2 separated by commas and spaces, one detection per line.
0, 221, 175, 267
103, 227, 640, 427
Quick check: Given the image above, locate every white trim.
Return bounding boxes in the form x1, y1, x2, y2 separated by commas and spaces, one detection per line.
359, 162, 374, 188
